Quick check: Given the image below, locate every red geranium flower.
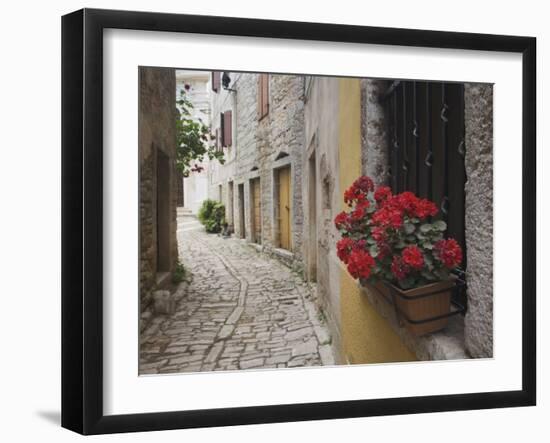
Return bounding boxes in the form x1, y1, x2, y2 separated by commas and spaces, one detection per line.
336, 237, 355, 264
334, 211, 350, 230
349, 199, 370, 222
371, 205, 403, 229
334, 174, 462, 288
353, 176, 375, 193
371, 226, 386, 244
374, 186, 392, 205
396, 191, 417, 215
346, 249, 375, 280
344, 176, 374, 206
414, 198, 438, 219
434, 238, 463, 269
402, 245, 424, 270
391, 255, 410, 280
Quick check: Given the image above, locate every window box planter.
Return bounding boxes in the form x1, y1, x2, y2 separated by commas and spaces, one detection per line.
363, 276, 464, 336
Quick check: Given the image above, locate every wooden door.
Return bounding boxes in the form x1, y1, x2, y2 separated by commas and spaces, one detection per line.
251, 178, 262, 243
278, 167, 291, 250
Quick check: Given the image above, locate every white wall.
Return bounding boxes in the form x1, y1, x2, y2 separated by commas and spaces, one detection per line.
0, 1, 546, 442
176, 70, 211, 213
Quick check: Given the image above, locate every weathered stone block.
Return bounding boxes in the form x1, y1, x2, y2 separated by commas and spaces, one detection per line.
153, 290, 176, 315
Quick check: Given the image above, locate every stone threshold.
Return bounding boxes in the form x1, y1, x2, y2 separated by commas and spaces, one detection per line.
244, 241, 299, 271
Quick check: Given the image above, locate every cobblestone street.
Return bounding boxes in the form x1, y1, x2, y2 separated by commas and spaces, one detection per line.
140, 214, 336, 374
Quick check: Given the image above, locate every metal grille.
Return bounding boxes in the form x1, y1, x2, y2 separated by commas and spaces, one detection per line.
383, 80, 467, 311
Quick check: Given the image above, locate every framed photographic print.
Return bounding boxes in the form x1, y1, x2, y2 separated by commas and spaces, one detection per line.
61, 8, 536, 435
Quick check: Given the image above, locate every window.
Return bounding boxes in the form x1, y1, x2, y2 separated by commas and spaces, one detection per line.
215, 128, 222, 153
220, 111, 232, 147
383, 80, 467, 309
257, 73, 269, 120
211, 71, 221, 92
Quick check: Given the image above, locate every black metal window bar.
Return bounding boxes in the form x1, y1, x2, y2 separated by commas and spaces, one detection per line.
382, 80, 468, 312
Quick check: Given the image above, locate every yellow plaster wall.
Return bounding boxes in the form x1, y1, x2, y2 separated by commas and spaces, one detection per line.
337, 78, 416, 364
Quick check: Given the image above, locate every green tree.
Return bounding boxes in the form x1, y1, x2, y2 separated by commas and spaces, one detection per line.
176, 86, 225, 177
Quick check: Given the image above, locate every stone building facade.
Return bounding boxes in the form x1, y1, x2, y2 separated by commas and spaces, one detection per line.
208, 72, 305, 268
139, 67, 179, 308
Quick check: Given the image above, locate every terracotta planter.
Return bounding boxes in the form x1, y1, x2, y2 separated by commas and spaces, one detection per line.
370, 279, 455, 336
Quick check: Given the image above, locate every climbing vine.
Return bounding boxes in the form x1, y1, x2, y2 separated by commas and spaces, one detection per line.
176, 85, 225, 177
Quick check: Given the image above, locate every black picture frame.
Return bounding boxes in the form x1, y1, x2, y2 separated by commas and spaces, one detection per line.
61, 8, 536, 435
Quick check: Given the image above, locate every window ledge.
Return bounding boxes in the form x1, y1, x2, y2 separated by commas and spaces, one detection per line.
360, 284, 469, 361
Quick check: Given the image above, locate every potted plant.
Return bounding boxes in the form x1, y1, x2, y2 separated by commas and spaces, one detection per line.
334, 176, 463, 336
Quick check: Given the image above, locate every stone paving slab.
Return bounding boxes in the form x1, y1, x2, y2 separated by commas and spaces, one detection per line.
139, 214, 336, 374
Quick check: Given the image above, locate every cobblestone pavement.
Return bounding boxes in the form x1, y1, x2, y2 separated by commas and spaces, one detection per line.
140, 214, 336, 374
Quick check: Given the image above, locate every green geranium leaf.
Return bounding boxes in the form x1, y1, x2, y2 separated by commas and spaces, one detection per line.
420, 224, 432, 233
421, 270, 437, 281
434, 268, 450, 280
433, 220, 447, 231
369, 245, 379, 257
404, 223, 415, 234
430, 233, 444, 242
399, 276, 416, 289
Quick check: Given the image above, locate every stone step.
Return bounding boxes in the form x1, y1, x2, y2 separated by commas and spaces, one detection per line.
177, 207, 193, 215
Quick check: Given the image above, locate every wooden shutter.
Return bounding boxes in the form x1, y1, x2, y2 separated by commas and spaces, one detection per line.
212, 72, 221, 92
261, 74, 269, 117
223, 111, 232, 147
220, 112, 225, 147
258, 74, 269, 119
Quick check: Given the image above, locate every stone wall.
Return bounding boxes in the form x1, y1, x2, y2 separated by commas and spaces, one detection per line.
303, 76, 343, 361
139, 67, 179, 308
464, 83, 494, 358
361, 79, 390, 185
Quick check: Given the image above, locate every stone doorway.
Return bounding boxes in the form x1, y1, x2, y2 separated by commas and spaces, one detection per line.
250, 178, 261, 244
308, 153, 317, 281
156, 149, 171, 273
228, 181, 234, 230
238, 183, 245, 239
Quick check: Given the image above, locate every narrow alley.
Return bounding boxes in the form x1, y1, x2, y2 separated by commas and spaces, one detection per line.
139, 213, 336, 374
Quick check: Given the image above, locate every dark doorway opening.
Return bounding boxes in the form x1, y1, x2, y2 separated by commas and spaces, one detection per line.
156, 149, 171, 273
238, 183, 245, 239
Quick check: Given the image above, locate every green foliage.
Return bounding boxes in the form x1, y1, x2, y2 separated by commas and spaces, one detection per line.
198, 199, 226, 233
172, 260, 187, 284
176, 88, 225, 177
